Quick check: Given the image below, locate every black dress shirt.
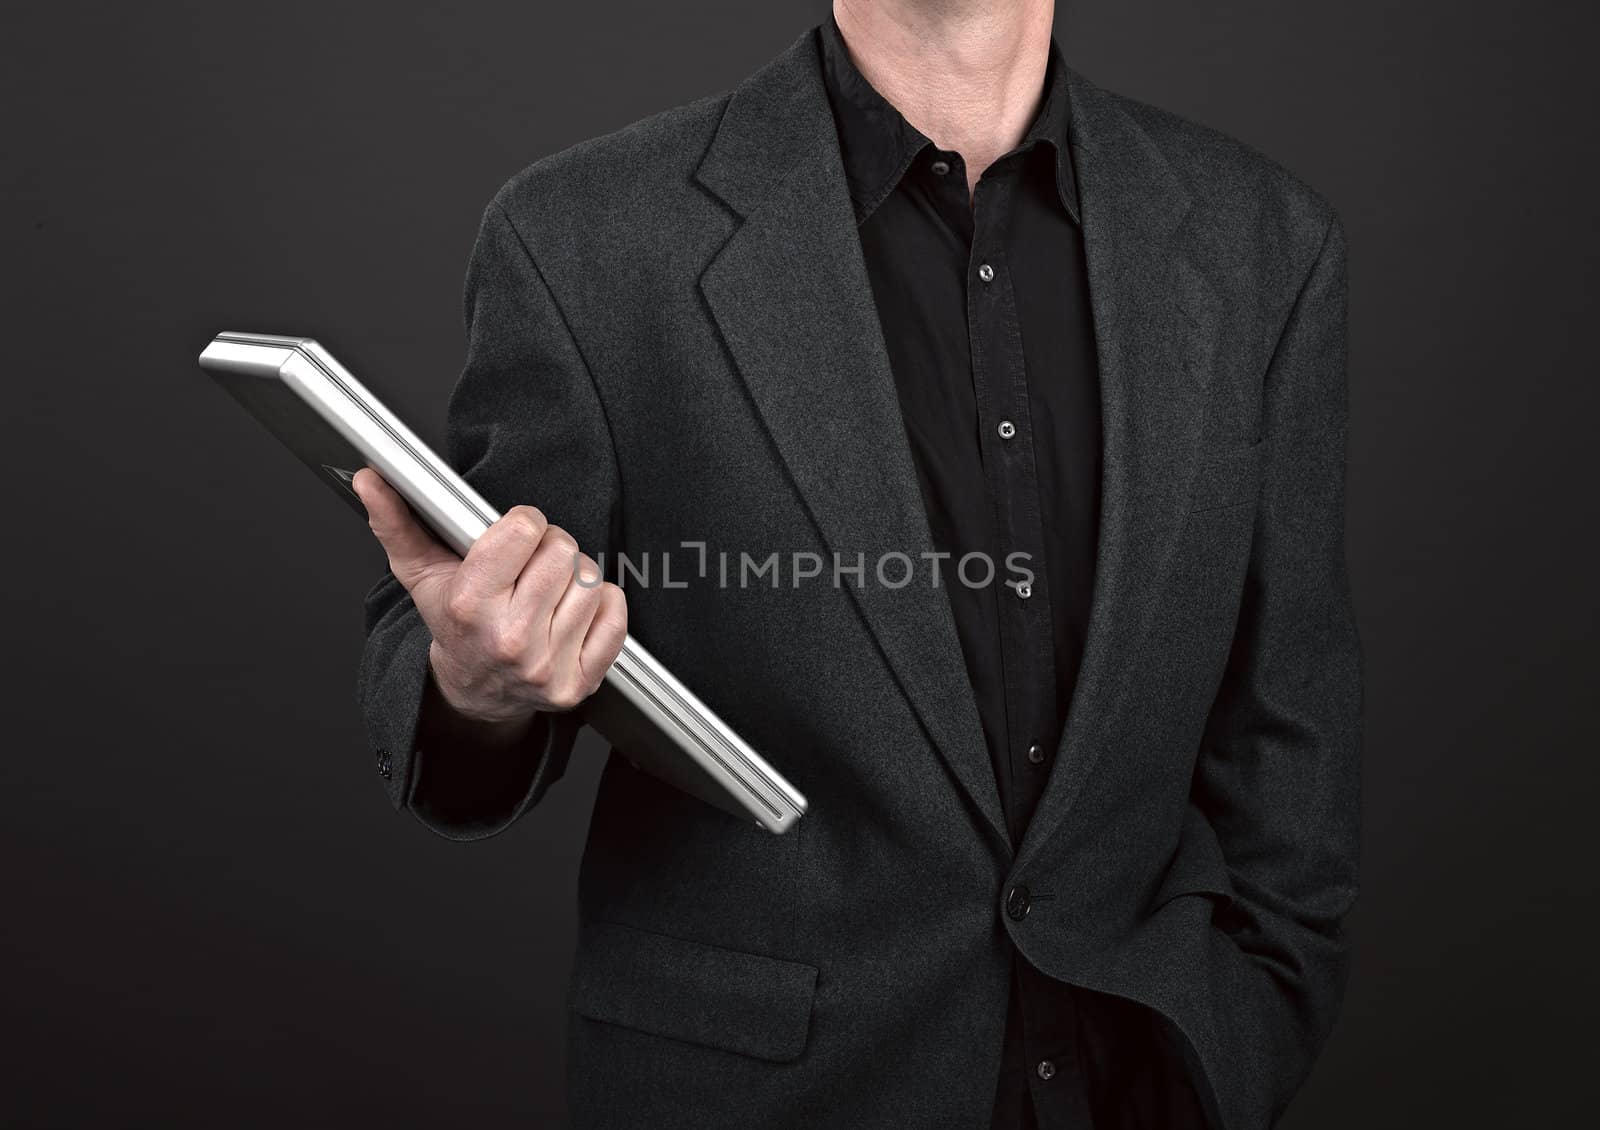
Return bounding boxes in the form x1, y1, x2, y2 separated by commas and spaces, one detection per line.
818, 17, 1102, 1130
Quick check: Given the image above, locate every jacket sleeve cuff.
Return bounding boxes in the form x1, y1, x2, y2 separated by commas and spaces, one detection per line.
357, 592, 577, 842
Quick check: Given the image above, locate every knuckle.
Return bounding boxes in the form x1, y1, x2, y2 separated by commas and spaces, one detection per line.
543, 526, 580, 557
444, 588, 478, 625
486, 623, 526, 666
528, 567, 566, 602
497, 507, 543, 543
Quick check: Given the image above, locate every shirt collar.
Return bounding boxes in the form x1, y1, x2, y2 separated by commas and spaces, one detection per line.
817, 15, 1081, 226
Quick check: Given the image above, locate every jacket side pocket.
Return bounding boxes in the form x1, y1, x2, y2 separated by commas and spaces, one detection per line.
569, 920, 819, 1063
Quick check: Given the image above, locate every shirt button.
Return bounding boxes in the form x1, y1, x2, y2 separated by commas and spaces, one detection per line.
977, 263, 995, 283
1005, 884, 1031, 920
1027, 743, 1044, 764
997, 419, 1016, 440
1015, 581, 1032, 600
1036, 1059, 1057, 1081
930, 157, 951, 175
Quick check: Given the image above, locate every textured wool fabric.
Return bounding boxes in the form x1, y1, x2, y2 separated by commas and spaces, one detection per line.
357, 22, 1360, 1130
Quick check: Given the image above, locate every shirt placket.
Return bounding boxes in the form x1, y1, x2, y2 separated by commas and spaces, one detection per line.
964, 163, 1061, 848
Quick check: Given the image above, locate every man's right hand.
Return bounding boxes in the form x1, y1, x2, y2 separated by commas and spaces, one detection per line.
351, 467, 628, 729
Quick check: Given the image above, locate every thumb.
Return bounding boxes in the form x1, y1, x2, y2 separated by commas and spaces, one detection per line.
352, 467, 459, 593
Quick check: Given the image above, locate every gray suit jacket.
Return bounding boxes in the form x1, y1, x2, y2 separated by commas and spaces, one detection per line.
358, 25, 1361, 1130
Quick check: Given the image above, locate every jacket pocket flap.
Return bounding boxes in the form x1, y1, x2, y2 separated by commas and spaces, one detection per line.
569, 920, 818, 1063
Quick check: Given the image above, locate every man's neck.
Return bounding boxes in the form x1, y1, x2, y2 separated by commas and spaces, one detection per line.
831, 0, 1056, 190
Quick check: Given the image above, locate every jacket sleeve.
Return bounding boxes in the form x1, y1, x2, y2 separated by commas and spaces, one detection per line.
356, 195, 622, 841
1193, 210, 1363, 1122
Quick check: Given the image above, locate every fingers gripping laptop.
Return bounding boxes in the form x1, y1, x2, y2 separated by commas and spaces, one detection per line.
199, 330, 807, 833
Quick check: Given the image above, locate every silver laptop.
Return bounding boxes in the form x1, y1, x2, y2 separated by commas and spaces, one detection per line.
199, 331, 807, 833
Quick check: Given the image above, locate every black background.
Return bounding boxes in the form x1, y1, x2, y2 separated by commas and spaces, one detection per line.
5, 1, 1597, 1126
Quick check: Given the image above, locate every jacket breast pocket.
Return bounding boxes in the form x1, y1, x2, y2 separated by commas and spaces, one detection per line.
1186, 438, 1264, 515
568, 919, 819, 1063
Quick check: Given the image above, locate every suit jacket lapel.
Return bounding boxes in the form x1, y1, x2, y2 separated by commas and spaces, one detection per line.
1014, 72, 1225, 871
695, 32, 1011, 849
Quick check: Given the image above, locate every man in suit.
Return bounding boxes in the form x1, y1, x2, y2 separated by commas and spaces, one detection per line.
352, 1, 1362, 1127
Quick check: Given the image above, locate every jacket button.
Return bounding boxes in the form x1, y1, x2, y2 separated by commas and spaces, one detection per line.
376, 748, 393, 780
1005, 884, 1031, 921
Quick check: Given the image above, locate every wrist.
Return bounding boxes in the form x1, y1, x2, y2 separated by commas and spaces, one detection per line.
422, 652, 538, 749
